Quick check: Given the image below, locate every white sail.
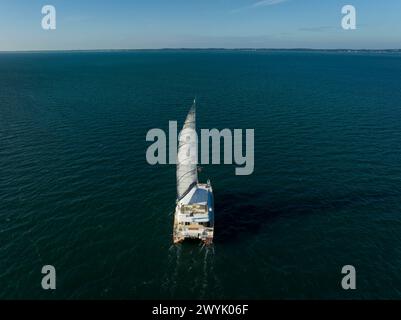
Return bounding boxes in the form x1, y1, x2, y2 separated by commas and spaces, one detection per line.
176, 100, 198, 200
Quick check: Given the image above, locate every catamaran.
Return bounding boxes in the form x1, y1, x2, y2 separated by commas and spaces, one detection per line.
173, 99, 214, 245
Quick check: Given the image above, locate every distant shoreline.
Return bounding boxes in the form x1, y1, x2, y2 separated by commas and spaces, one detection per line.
1, 48, 401, 54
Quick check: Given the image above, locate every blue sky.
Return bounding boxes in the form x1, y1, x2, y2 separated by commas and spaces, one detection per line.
0, 0, 400, 50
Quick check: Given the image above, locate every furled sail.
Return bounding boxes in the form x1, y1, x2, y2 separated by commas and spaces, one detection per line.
176, 100, 198, 200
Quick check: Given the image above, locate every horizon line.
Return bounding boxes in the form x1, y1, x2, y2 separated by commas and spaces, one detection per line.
1, 47, 401, 53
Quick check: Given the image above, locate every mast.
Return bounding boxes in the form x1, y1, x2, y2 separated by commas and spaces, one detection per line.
176, 99, 198, 200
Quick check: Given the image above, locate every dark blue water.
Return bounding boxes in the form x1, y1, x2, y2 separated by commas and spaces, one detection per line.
1, 50, 401, 299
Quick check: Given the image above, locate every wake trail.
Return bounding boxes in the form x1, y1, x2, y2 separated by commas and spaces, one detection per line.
161, 244, 181, 297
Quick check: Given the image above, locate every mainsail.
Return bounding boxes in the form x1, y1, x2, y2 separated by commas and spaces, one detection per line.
176, 100, 198, 200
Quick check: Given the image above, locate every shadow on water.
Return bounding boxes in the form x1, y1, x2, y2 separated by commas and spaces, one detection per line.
213, 190, 358, 244
214, 190, 274, 243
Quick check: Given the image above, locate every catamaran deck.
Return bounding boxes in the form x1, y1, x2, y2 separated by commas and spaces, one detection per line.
173, 183, 214, 244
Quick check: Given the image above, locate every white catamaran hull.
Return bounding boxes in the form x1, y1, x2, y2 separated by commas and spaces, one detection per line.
173, 99, 214, 245
173, 182, 214, 245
